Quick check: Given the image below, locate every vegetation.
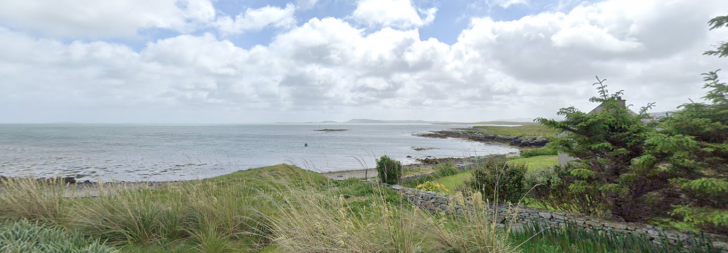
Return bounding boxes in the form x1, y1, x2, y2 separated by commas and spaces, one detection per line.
0, 219, 116, 253
416, 181, 449, 194
435, 172, 471, 195
435, 162, 458, 177
376, 155, 403, 184
470, 125, 559, 138
526, 16, 728, 231
511, 222, 720, 253
704, 15, 728, 58
507, 155, 558, 172
524, 164, 609, 216
465, 158, 527, 204
536, 78, 658, 221
519, 147, 557, 158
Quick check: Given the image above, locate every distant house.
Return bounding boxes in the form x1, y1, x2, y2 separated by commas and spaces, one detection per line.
557, 97, 639, 166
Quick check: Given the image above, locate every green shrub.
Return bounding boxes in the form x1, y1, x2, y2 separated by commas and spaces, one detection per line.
524, 165, 609, 216
520, 147, 557, 158
435, 163, 458, 177
416, 181, 449, 194
376, 156, 402, 184
465, 158, 526, 204
0, 219, 116, 253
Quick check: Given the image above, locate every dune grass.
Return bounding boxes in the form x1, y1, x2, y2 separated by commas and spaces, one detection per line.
470, 125, 558, 138
0, 163, 720, 252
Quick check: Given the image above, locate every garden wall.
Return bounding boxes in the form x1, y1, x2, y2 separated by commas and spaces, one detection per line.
389, 185, 728, 252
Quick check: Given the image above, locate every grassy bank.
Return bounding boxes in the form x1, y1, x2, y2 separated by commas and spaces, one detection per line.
0, 164, 719, 252
469, 125, 559, 138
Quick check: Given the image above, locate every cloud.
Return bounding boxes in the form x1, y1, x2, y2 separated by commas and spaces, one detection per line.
0, 0, 215, 38
214, 4, 297, 35
1, 0, 728, 123
488, 0, 528, 9
351, 0, 437, 29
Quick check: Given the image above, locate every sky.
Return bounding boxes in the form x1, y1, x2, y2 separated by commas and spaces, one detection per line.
0, 0, 727, 124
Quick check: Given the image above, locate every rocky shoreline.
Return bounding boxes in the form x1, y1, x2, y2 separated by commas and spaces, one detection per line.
416, 130, 549, 147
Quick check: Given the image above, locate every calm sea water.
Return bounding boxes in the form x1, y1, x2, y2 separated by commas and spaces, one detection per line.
0, 124, 517, 181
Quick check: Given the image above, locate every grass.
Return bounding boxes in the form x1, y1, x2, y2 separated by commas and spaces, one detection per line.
435, 172, 471, 195
470, 125, 559, 138
511, 222, 720, 253
0, 163, 721, 253
507, 155, 559, 172
426, 156, 559, 194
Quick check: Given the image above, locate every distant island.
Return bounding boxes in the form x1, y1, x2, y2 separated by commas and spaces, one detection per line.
314, 129, 348, 132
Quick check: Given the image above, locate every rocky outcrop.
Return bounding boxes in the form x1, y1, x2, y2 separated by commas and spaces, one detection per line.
417, 131, 548, 147
390, 185, 728, 252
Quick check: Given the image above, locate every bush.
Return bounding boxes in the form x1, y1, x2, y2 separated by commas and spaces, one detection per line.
416, 181, 449, 194
520, 147, 557, 158
376, 156, 402, 184
465, 158, 526, 204
0, 219, 116, 253
524, 165, 609, 216
435, 163, 458, 177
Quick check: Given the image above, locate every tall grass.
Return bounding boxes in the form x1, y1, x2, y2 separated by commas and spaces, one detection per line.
260, 184, 516, 253
431, 191, 515, 252
511, 222, 721, 253
0, 177, 68, 224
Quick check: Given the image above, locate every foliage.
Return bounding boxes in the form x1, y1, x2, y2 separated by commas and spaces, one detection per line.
0, 219, 116, 253
520, 146, 558, 158
511, 222, 720, 253
435, 162, 458, 177
536, 77, 661, 221
376, 155, 403, 184
524, 164, 609, 216
416, 181, 449, 194
671, 206, 728, 234
704, 15, 728, 58
465, 158, 527, 204
471, 124, 559, 137
642, 70, 728, 232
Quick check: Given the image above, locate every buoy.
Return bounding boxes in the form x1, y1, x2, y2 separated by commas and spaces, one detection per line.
305, 143, 308, 147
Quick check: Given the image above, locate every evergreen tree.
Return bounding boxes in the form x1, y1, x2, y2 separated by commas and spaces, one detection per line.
537, 78, 659, 221
704, 15, 728, 58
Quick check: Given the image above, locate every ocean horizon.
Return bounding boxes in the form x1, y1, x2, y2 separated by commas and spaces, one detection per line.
0, 123, 518, 182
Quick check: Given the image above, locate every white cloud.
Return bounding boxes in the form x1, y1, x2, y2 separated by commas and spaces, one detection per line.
0, 0, 215, 38
214, 4, 297, 35
1, 0, 728, 123
489, 0, 528, 9
352, 0, 437, 29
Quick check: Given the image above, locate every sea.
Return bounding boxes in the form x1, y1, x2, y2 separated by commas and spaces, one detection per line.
0, 124, 518, 182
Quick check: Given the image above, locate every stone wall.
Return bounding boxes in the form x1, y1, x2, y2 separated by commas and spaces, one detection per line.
389, 185, 728, 252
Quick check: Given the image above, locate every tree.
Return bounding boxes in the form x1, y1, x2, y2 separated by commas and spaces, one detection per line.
704, 15, 728, 58
536, 78, 660, 221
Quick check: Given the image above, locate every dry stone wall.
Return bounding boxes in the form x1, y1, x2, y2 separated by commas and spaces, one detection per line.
389, 185, 728, 252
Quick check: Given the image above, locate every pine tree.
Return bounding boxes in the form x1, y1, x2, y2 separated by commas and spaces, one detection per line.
704, 15, 728, 58
536, 78, 659, 221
